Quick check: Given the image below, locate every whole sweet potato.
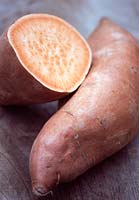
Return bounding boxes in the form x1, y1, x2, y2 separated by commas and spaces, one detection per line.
30, 18, 139, 196
0, 14, 91, 105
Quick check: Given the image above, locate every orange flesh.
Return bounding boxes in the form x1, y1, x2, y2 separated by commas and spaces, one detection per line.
8, 14, 91, 92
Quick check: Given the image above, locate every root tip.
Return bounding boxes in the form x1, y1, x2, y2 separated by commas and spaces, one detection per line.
33, 185, 51, 197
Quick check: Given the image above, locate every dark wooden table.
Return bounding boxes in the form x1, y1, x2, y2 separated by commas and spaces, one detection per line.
0, 0, 139, 199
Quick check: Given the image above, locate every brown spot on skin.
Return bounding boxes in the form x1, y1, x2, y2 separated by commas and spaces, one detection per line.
112, 89, 115, 93
96, 117, 108, 129
46, 165, 51, 169
131, 66, 139, 74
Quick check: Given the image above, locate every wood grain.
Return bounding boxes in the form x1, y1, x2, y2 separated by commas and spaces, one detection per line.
0, 0, 139, 199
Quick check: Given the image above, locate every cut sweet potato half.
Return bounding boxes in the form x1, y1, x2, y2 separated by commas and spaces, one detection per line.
0, 14, 91, 105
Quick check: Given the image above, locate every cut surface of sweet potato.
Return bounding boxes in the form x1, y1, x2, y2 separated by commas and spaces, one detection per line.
8, 14, 92, 92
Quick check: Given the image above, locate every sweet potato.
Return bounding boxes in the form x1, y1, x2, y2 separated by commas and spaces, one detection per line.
30, 18, 139, 196
0, 14, 91, 105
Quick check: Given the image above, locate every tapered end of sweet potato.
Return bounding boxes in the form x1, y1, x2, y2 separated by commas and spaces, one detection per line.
32, 185, 51, 197
7, 14, 92, 93
30, 133, 61, 197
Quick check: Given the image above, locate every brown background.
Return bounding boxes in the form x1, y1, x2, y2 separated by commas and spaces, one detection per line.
0, 0, 139, 200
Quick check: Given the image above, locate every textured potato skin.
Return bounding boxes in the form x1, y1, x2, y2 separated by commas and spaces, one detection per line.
30, 18, 139, 196
0, 31, 67, 105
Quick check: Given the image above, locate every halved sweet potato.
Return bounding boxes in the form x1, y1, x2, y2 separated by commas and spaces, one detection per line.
0, 14, 91, 105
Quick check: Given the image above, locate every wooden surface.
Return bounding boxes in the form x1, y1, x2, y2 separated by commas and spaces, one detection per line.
0, 0, 139, 199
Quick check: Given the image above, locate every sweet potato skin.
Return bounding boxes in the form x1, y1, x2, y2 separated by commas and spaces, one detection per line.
0, 31, 67, 105
30, 18, 139, 196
